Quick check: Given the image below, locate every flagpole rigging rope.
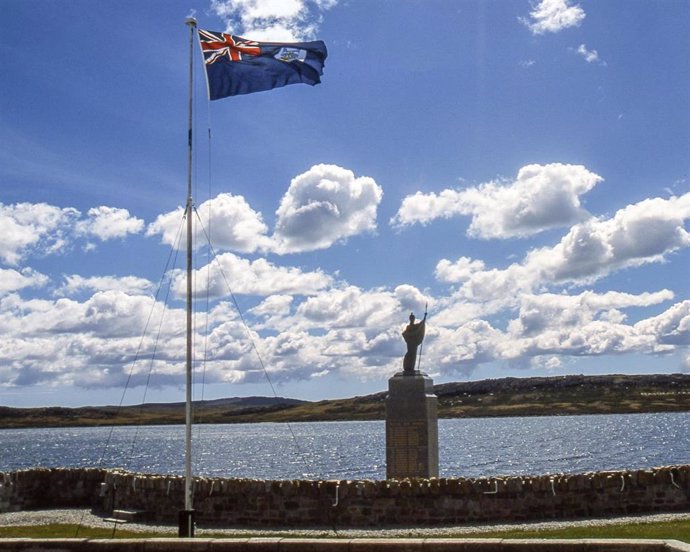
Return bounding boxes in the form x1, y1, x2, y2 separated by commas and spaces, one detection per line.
129, 222, 185, 459
199, 79, 320, 478
76, 217, 185, 538
194, 104, 214, 464
192, 59, 215, 466
192, 211, 315, 477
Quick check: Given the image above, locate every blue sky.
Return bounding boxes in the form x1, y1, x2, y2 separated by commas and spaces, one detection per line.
1, 0, 689, 407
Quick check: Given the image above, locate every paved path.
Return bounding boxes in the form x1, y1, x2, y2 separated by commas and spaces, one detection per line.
1, 508, 690, 537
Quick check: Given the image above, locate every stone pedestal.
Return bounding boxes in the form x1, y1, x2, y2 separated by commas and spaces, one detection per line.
385, 371, 439, 479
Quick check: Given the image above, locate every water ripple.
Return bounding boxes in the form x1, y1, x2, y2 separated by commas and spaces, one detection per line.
0, 412, 688, 479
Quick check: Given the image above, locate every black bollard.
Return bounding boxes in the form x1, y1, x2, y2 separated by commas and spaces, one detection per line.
178, 509, 196, 538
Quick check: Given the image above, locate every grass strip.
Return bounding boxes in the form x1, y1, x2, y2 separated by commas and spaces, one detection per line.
0, 524, 166, 539
455, 519, 690, 543
0, 519, 689, 543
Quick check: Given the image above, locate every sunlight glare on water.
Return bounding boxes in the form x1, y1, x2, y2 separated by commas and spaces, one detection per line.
1, 412, 688, 480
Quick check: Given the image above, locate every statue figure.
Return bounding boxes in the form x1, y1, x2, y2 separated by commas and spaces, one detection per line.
402, 311, 427, 374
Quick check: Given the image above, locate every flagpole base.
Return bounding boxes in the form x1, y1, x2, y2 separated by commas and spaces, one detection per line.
178, 509, 196, 538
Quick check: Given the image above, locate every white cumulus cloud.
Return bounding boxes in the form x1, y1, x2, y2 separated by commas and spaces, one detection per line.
75, 206, 144, 241
509, 290, 674, 337
0, 202, 79, 265
635, 300, 690, 347
393, 163, 602, 239
0, 268, 49, 294
148, 167, 382, 256
147, 193, 271, 254
521, 0, 586, 35
437, 192, 690, 309
428, 290, 678, 375
272, 164, 383, 253
536, 194, 690, 283
210, 0, 337, 41
297, 285, 430, 332
0, 202, 147, 264
435, 257, 486, 284
57, 275, 154, 297
172, 252, 333, 299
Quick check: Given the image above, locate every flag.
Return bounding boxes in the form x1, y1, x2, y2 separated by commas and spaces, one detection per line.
198, 29, 327, 100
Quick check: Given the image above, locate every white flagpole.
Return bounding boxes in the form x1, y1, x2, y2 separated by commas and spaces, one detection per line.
181, 15, 197, 539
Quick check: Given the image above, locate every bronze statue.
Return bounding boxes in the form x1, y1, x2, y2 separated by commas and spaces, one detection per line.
402, 310, 427, 374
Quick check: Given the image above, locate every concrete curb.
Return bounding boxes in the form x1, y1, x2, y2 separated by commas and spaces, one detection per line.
0, 538, 688, 551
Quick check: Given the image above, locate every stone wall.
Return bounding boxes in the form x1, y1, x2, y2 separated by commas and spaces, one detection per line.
1, 465, 688, 527
0, 468, 106, 512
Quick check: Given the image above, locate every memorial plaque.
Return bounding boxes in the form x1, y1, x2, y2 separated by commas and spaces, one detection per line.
385, 371, 439, 479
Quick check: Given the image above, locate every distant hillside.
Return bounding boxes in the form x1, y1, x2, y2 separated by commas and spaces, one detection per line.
0, 374, 688, 428
222, 373, 690, 423
433, 373, 690, 418
0, 396, 305, 429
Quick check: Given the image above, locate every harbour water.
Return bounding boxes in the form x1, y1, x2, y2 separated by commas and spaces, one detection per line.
1, 412, 688, 480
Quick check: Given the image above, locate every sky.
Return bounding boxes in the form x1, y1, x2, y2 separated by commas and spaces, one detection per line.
1, 0, 689, 408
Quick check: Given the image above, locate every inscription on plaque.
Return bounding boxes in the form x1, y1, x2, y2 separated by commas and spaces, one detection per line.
387, 420, 429, 476
385, 379, 438, 479
390, 422, 422, 446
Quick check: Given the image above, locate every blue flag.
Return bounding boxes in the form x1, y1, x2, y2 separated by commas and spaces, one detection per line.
198, 29, 327, 100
